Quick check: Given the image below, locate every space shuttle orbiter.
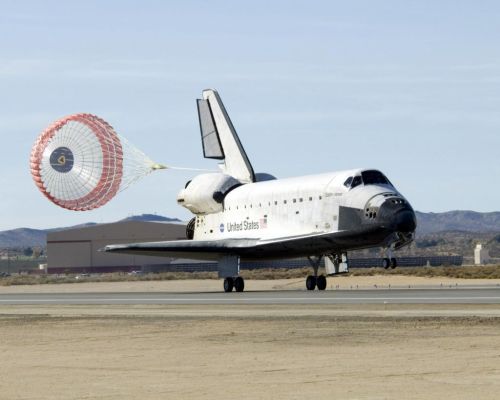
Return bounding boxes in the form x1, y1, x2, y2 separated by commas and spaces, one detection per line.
105, 89, 417, 293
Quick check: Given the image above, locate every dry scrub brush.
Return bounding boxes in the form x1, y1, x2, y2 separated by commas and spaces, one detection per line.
1, 265, 500, 286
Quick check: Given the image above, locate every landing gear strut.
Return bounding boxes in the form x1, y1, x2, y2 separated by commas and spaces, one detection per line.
223, 276, 245, 292
306, 256, 327, 291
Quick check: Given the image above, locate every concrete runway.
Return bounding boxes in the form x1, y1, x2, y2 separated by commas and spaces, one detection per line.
1, 287, 500, 305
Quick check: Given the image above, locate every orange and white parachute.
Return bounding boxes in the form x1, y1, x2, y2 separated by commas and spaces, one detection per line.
30, 113, 166, 211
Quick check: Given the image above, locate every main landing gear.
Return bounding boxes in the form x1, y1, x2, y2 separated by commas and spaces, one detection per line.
223, 276, 245, 292
305, 256, 327, 291
218, 255, 244, 292
305, 253, 350, 290
306, 274, 327, 291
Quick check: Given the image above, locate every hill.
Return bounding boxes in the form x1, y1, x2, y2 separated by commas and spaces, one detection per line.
0, 228, 47, 248
120, 214, 181, 223
416, 211, 500, 234
0, 214, 182, 249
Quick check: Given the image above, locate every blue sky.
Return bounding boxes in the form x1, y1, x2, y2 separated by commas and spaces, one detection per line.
1, 0, 499, 230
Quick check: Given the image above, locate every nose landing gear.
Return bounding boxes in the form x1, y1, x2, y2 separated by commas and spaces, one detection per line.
382, 246, 398, 269
382, 257, 398, 269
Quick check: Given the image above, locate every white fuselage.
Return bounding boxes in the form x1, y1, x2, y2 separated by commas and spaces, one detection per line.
192, 168, 401, 241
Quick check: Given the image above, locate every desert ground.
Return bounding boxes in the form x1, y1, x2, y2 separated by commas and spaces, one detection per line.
1, 277, 500, 400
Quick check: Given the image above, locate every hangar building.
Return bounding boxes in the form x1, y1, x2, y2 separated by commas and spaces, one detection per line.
47, 220, 187, 273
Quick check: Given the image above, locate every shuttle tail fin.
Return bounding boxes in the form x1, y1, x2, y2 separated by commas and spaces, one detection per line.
197, 89, 255, 183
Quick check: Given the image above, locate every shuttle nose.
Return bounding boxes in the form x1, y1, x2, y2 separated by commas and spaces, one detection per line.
378, 198, 417, 233
394, 209, 417, 232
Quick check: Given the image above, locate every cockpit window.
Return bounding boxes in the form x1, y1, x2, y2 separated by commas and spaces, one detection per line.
343, 177, 353, 188
361, 170, 391, 185
351, 175, 363, 188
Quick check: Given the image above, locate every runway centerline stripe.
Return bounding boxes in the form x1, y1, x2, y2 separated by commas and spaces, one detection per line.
1, 296, 500, 303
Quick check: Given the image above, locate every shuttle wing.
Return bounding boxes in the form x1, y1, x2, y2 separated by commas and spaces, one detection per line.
102, 227, 385, 260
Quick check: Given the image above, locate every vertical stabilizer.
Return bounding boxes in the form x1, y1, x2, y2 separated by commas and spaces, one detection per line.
197, 89, 255, 183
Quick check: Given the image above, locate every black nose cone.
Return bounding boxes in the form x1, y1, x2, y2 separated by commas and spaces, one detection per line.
394, 209, 417, 232
378, 198, 417, 233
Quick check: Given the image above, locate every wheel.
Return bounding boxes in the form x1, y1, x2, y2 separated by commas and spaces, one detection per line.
390, 258, 397, 269
316, 275, 327, 290
223, 277, 234, 292
234, 276, 245, 292
306, 275, 317, 291
382, 258, 390, 269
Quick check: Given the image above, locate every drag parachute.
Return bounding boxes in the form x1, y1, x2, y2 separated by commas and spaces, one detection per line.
30, 113, 166, 211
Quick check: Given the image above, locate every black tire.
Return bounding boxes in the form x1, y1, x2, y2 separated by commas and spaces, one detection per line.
223, 277, 234, 292
234, 276, 245, 292
316, 275, 327, 290
390, 258, 397, 269
306, 275, 317, 291
382, 258, 390, 269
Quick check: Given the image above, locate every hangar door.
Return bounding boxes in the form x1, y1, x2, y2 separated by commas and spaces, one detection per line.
48, 241, 92, 269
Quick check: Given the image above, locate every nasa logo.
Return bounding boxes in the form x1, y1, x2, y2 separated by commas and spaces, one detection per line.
219, 223, 225, 233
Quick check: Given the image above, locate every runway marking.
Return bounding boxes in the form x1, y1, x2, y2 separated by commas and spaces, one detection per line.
1, 296, 500, 303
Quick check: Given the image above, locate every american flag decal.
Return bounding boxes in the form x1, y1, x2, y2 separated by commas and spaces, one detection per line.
259, 216, 268, 229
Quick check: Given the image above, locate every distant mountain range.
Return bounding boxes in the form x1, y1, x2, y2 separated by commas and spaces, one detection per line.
0, 212, 498, 249
120, 214, 181, 223
0, 214, 181, 249
415, 211, 500, 235
0, 228, 48, 249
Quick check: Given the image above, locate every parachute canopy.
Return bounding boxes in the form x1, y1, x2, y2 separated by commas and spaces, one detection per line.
30, 113, 165, 211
